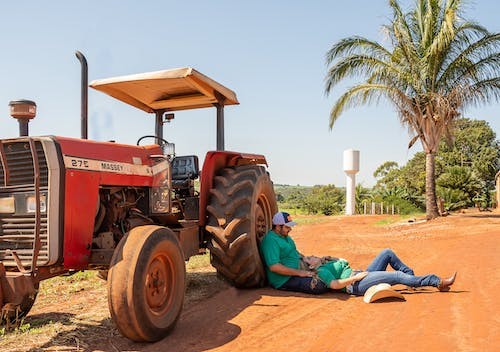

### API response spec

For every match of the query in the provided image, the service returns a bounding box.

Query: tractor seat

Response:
[171,155,199,189]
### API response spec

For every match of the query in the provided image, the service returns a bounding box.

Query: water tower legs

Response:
[343,149,360,216]
[345,173,356,215]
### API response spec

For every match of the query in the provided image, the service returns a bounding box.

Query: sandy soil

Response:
[149,211,500,352]
[7,210,500,351]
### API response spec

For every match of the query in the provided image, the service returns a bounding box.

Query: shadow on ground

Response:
[20,282,349,352]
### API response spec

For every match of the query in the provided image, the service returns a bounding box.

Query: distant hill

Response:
[273,184,312,200]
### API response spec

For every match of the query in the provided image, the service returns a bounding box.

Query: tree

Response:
[373,118,499,211]
[373,161,400,179]
[438,118,499,187]
[304,185,344,215]
[355,183,372,214]
[325,0,500,219]
[436,118,499,208]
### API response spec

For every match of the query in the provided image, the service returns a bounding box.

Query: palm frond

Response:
[325,54,407,94]
[438,32,500,88]
[329,83,416,129]
[459,77,500,107]
[325,37,391,65]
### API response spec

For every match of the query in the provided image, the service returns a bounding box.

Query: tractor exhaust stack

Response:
[75,51,88,139]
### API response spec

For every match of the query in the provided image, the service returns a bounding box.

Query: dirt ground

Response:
[3,210,499,351]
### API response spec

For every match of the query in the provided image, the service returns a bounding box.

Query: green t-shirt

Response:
[316,259,353,290]
[260,230,301,288]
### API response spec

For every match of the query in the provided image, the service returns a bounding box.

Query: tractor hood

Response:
[89,67,239,113]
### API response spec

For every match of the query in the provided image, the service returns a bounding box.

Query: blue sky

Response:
[0,1,498,187]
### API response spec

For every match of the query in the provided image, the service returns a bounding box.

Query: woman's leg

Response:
[366,248,415,275]
[351,271,441,295]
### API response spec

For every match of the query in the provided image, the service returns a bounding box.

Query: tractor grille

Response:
[0,141,48,187]
[0,140,50,268]
[0,215,49,265]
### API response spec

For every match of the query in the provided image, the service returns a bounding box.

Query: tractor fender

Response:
[199,151,267,226]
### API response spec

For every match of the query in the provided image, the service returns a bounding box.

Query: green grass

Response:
[278,208,310,216]
[295,215,333,225]
[277,209,336,225]
[186,252,212,271]
[374,212,425,226]
[0,320,49,336]
[38,270,103,297]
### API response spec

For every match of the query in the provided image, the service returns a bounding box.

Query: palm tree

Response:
[325,0,500,219]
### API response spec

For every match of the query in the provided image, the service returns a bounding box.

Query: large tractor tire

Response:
[205,165,277,288]
[107,225,186,342]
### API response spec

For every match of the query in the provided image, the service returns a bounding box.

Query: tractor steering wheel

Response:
[136,135,169,147]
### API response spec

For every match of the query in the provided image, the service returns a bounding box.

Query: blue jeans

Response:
[351,249,441,295]
[279,276,329,295]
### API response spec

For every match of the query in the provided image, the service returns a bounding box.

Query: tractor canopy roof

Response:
[90,67,239,113]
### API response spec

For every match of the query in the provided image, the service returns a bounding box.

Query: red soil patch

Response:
[150,210,499,352]
[12,210,500,351]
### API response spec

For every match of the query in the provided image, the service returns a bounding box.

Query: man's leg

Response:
[366,248,415,275]
[278,276,329,294]
[352,271,441,295]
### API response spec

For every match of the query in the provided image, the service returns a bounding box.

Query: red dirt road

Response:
[146,211,499,352]
[7,211,498,351]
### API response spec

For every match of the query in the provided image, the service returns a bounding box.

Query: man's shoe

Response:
[438,272,457,291]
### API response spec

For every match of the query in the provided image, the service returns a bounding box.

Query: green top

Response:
[316,259,353,291]
[260,229,301,288]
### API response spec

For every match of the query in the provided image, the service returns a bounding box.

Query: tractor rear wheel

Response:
[205,165,277,288]
[107,225,186,342]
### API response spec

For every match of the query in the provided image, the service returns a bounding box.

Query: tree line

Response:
[276,118,499,215]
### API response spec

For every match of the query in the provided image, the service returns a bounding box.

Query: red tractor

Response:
[0,52,277,341]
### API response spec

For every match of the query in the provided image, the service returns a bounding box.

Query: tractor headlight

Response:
[26,195,47,213]
[0,197,15,213]
[162,142,175,160]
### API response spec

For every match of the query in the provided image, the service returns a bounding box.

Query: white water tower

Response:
[343,149,360,215]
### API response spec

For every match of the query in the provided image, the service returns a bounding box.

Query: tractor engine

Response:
[92,187,152,251]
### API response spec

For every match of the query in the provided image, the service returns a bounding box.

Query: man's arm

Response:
[269,263,314,277]
[328,272,368,290]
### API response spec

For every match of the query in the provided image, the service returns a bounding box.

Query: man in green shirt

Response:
[260,211,331,294]
[260,212,457,295]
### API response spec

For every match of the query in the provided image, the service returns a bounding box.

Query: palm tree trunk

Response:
[425,152,440,219]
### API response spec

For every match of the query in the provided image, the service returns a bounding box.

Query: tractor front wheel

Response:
[107,225,186,342]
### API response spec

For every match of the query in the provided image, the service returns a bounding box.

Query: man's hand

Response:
[303,256,322,269]
[352,271,368,282]
[298,270,314,277]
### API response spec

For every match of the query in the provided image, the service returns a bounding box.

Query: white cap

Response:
[272,212,297,227]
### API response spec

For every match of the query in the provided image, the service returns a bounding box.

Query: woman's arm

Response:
[329,271,368,290]
[269,263,313,277]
